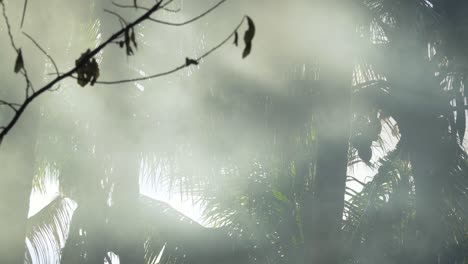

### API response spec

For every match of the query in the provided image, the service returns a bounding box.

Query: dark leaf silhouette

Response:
[242,16,255,59]
[124,28,133,56]
[358,147,372,163]
[351,134,373,163]
[75,49,100,87]
[130,28,137,49]
[234,31,239,46]
[185,57,199,66]
[14,49,24,73]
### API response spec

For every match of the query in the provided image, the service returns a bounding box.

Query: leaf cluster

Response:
[75,49,100,87]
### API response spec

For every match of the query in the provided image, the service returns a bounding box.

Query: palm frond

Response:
[140,195,248,264]
[25,195,76,264]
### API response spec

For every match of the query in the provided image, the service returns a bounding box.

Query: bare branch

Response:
[0,0,250,147]
[1,1,18,51]
[21,64,35,97]
[0,100,20,112]
[112,1,181,13]
[20,0,28,28]
[161,6,181,13]
[147,0,227,26]
[95,16,246,84]
[0,0,167,144]
[22,32,60,78]
[104,9,128,26]
[2,1,35,98]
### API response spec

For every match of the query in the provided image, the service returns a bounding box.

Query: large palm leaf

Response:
[25,195,76,264]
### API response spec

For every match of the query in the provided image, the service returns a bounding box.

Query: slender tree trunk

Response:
[0,108,38,263]
[111,153,146,264]
[303,1,355,263]
[304,72,352,264]
[397,114,448,264]
[60,150,110,264]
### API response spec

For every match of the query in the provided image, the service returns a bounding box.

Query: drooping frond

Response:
[25,195,76,264]
[343,147,468,263]
[140,195,248,264]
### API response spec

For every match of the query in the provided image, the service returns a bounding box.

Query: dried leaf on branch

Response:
[75,49,100,87]
[14,49,24,73]
[242,16,255,58]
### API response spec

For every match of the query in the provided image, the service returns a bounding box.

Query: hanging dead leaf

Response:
[124,28,133,56]
[130,28,137,49]
[233,31,239,46]
[89,59,100,86]
[14,49,24,73]
[242,16,255,59]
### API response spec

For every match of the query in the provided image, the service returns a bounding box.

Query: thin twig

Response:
[1,1,18,51]
[148,0,227,26]
[198,16,245,61]
[95,16,246,84]
[20,0,28,28]
[113,1,151,11]
[23,69,35,97]
[2,1,35,98]
[0,0,242,145]
[0,100,20,112]
[112,0,222,27]
[104,9,128,26]
[162,6,181,13]
[22,32,60,77]
[113,1,181,13]
[0,0,167,145]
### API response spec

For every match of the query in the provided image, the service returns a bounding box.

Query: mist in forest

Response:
[0,0,467,263]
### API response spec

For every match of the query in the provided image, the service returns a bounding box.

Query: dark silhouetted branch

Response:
[111,0,225,26]
[147,0,227,26]
[104,9,128,26]
[0,0,167,144]
[22,32,60,77]
[94,15,246,84]
[2,1,34,98]
[0,0,249,145]
[20,0,28,27]
[0,100,20,112]
[112,1,181,13]
[1,1,17,51]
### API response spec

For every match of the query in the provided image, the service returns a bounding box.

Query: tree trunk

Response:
[397,114,449,264]
[304,74,352,264]
[303,2,355,263]
[111,153,146,264]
